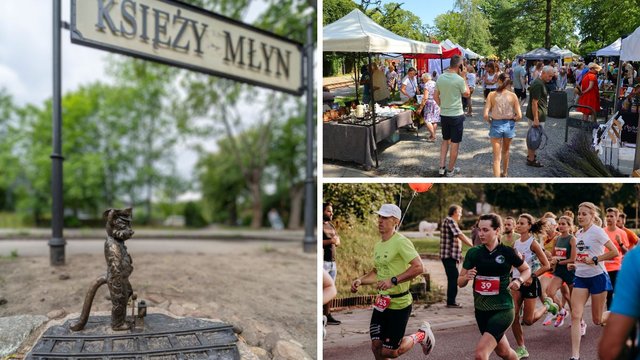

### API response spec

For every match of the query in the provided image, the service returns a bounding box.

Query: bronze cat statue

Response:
[70,208,135,331]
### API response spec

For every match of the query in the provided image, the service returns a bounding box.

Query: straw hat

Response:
[588,62,602,72]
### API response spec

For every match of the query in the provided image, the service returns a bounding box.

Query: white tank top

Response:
[485,73,497,89]
[512,236,539,278]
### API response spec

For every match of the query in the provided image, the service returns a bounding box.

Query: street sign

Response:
[70,0,304,95]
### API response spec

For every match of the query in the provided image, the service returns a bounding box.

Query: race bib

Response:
[474,275,500,296]
[576,252,589,262]
[373,295,391,312]
[554,247,567,259]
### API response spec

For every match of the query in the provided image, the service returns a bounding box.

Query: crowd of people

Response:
[324,200,639,359]
[353,55,637,177]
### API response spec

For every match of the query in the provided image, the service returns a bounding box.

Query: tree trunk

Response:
[288,183,304,229]
[249,179,262,229]
[544,0,551,50]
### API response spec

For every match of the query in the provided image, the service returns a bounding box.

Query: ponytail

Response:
[497,73,512,93]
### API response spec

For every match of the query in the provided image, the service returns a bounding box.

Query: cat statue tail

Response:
[70,274,108,331]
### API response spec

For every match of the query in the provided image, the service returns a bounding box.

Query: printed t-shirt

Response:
[604,227,629,272]
[374,232,420,310]
[575,225,609,278]
[463,244,524,311]
[436,72,466,117]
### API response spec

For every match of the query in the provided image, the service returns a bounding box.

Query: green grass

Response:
[410,236,473,257]
[0,212,25,228]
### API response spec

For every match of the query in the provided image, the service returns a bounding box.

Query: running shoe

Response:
[438,167,446,177]
[515,345,529,359]
[446,167,460,177]
[542,312,555,326]
[543,297,559,315]
[580,319,587,336]
[554,309,567,327]
[418,321,435,356]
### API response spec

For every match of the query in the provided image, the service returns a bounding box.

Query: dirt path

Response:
[0,240,317,358]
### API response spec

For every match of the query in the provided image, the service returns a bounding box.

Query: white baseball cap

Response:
[376,204,402,220]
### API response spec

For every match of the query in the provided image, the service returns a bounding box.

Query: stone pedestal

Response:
[26,313,239,359]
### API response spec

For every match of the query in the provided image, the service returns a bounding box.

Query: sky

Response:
[379,0,456,28]
[0,0,269,188]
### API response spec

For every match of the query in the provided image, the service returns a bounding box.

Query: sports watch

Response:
[391,276,398,285]
[592,256,599,265]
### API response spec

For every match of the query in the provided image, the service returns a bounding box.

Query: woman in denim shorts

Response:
[483,73,522,177]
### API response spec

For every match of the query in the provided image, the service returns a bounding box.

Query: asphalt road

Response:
[324,310,603,360]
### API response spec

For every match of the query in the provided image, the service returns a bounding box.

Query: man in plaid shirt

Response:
[440,205,473,308]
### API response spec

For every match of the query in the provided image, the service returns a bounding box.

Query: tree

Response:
[577,0,640,52]
[268,102,307,229]
[434,11,465,43]
[370,3,428,41]
[322,0,357,25]
[453,0,494,56]
[323,183,397,222]
[106,59,181,224]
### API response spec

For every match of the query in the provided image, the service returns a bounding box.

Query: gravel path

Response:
[324,85,595,178]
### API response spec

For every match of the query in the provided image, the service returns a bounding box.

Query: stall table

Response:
[323,110,412,168]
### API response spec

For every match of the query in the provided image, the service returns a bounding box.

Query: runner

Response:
[511,214,559,359]
[458,213,530,360]
[350,204,435,359]
[545,215,577,328]
[568,202,619,360]
[603,207,629,310]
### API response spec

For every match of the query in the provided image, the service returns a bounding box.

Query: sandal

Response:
[526,159,543,167]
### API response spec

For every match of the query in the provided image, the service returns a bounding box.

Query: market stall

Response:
[323,110,412,169]
[404,46,461,76]
[323,9,441,167]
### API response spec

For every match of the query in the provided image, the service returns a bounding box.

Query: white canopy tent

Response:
[595,38,621,57]
[440,39,456,50]
[621,28,640,61]
[323,9,441,54]
[620,27,640,172]
[465,47,482,59]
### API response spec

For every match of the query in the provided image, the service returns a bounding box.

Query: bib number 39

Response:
[373,295,391,312]
[474,275,500,295]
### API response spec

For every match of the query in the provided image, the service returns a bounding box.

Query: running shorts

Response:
[553,265,575,285]
[475,308,515,343]
[369,304,412,349]
[519,276,542,299]
[574,272,612,294]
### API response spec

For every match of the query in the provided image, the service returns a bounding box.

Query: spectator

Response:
[439,204,473,308]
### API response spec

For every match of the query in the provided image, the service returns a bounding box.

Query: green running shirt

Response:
[463,244,524,311]
[374,232,420,309]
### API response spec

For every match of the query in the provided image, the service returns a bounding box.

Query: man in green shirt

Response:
[435,55,471,177]
[525,66,554,167]
[351,204,435,358]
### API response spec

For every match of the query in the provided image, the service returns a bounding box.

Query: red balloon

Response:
[408,183,433,193]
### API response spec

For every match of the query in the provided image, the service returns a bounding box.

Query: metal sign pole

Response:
[303,13,316,253]
[50,0,66,265]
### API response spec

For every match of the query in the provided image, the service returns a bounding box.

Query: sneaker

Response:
[554,309,567,327]
[326,314,341,325]
[446,303,462,308]
[542,312,555,326]
[515,345,529,359]
[543,297,559,315]
[323,315,327,340]
[446,167,460,177]
[438,167,446,177]
[580,319,587,336]
[418,321,435,356]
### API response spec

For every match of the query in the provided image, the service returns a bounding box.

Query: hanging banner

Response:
[70,0,304,95]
